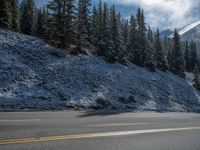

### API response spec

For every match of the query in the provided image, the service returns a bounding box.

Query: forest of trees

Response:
[0,0,200,89]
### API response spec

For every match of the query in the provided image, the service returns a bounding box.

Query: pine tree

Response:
[154,29,168,71]
[184,41,191,71]
[135,8,147,66]
[164,38,174,71]
[107,5,122,62]
[36,8,42,36]
[32,5,38,35]
[0,0,12,29]
[64,0,76,49]
[75,0,91,54]
[122,19,128,51]
[20,0,35,35]
[91,6,98,45]
[36,7,47,38]
[45,7,57,44]
[136,8,154,70]
[173,29,185,78]
[144,41,156,71]
[137,9,147,53]
[96,0,103,43]
[46,0,66,47]
[144,27,156,71]
[147,26,153,43]
[98,2,111,57]
[10,0,20,31]
[116,12,125,63]
[127,15,137,62]
[102,2,109,39]
[193,64,200,90]
[95,0,104,55]
[190,41,198,71]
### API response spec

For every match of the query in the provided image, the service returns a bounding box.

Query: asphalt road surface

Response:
[0,111,200,150]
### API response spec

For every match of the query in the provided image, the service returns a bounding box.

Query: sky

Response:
[34,0,200,30]
[97,0,200,30]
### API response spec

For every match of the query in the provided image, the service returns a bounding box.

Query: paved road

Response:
[0,111,200,150]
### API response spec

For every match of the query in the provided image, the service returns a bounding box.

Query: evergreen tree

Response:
[184,41,191,71]
[135,8,147,66]
[91,6,98,45]
[75,0,91,54]
[64,0,76,49]
[107,5,122,62]
[102,2,109,37]
[36,7,47,38]
[0,0,12,29]
[10,0,20,31]
[46,0,76,49]
[95,0,104,55]
[36,8,43,36]
[102,2,110,45]
[96,0,103,43]
[173,29,185,78]
[164,38,174,71]
[137,9,147,52]
[193,64,200,90]
[154,29,168,71]
[20,0,35,35]
[190,41,198,71]
[127,15,137,62]
[116,12,125,63]
[98,2,111,57]
[122,19,128,51]
[136,8,154,70]
[32,5,38,35]
[144,40,156,71]
[46,0,65,47]
[147,26,153,43]
[45,6,57,44]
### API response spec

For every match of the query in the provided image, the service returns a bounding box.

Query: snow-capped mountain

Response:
[160,29,173,38]
[160,20,200,48]
[180,21,200,48]
[179,21,200,36]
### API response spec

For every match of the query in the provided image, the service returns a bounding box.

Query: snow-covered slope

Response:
[0,29,200,112]
[179,21,200,36]
[179,21,200,48]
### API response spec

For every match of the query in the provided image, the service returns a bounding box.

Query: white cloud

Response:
[103,0,198,30]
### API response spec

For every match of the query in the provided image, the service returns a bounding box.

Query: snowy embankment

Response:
[0,29,200,112]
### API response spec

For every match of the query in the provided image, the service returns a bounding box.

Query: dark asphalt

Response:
[0,111,200,150]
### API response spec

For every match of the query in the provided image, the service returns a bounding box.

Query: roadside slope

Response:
[0,29,200,112]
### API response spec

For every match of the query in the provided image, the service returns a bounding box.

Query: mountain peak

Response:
[179,20,200,36]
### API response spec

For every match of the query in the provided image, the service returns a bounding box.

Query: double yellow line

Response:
[0,126,200,145]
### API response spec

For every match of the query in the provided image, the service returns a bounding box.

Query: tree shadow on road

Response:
[78,110,138,117]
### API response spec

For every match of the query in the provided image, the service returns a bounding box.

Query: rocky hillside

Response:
[0,29,200,112]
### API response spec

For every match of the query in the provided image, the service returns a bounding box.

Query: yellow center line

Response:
[0,126,200,145]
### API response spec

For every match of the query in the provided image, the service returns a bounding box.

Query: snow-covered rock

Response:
[0,29,200,112]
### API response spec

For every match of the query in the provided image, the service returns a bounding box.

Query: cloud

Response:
[31,0,199,30]
[100,0,199,30]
